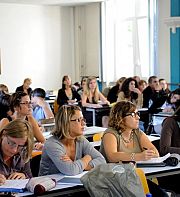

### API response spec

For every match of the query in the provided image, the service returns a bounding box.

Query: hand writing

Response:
[142,149,157,160]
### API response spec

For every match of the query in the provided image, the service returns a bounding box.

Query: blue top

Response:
[39,136,106,176]
[32,102,51,121]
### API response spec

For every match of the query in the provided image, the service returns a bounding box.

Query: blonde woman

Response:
[82,76,110,108]
[39,105,106,176]
[0,119,34,185]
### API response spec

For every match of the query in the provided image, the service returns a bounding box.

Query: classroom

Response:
[0,0,180,196]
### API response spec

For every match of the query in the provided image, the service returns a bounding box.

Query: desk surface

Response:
[142,162,180,179]
[42,126,107,140]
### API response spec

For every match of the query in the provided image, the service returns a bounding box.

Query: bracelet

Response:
[130,153,135,161]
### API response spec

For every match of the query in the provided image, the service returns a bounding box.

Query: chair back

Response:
[135,168,150,195]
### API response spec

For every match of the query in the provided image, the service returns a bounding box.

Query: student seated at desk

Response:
[158,104,180,194]
[99,101,159,163]
[160,103,180,155]
[117,77,143,109]
[0,92,45,150]
[31,88,54,122]
[0,119,34,185]
[81,76,110,108]
[39,105,106,176]
[57,75,81,108]
[99,101,170,197]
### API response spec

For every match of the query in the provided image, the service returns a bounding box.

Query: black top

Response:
[15,85,32,96]
[57,88,81,107]
[142,86,168,113]
[107,85,119,103]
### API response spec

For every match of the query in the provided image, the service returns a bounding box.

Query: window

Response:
[101,0,157,83]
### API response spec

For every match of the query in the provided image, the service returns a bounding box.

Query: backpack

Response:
[81,163,145,197]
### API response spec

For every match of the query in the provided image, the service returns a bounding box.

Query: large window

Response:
[101,0,157,83]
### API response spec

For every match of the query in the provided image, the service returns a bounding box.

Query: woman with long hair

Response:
[117,77,143,109]
[0,119,34,185]
[57,75,81,107]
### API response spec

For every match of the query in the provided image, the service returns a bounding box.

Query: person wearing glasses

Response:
[0,92,45,148]
[39,105,106,176]
[99,101,159,163]
[0,119,34,185]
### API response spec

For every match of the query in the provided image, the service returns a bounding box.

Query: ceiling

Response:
[0,0,104,6]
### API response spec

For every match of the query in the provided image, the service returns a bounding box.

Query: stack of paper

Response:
[0,179,29,193]
[136,153,171,167]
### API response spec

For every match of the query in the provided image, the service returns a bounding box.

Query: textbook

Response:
[0,179,29,193]
[136,153,171,168]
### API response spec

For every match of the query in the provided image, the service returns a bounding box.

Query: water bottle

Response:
[146,193,152,197]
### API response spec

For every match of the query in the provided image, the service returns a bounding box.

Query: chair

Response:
[93,132,104,142]
[135,168,150,195]
[53,99,59,114]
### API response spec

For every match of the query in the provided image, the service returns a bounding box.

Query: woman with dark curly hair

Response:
[117,77,143,109]
[99,101,159,163]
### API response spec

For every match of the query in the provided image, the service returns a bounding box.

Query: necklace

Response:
[120,132,134,143]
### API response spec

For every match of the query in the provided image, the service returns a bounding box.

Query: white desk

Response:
[83,126,106,137]
[142,162,180,179]
[43,126,107,140]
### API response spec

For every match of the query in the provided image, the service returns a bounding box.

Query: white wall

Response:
[0,3,75,93]
[0,1,171,93]
[157,0,170,82]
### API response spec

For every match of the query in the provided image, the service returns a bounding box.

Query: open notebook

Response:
[136,153,170,167]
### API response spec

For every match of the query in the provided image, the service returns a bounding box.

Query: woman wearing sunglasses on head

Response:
[39,105,106,176]
[100,101,159,163]
[0,119,34,185]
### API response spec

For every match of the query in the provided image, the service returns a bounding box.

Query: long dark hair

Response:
[0,91,11,120]
[121,77,138,100]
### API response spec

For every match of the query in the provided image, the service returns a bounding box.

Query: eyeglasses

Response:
[20,101,32,105]
[124,112,140,118]
[70,118,86,123]
[6,136,26,151]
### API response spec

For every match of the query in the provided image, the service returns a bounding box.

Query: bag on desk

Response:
[81,163,145,197]
[26,177,56,195]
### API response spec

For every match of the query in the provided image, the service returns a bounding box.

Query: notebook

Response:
[136,153,170,168]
